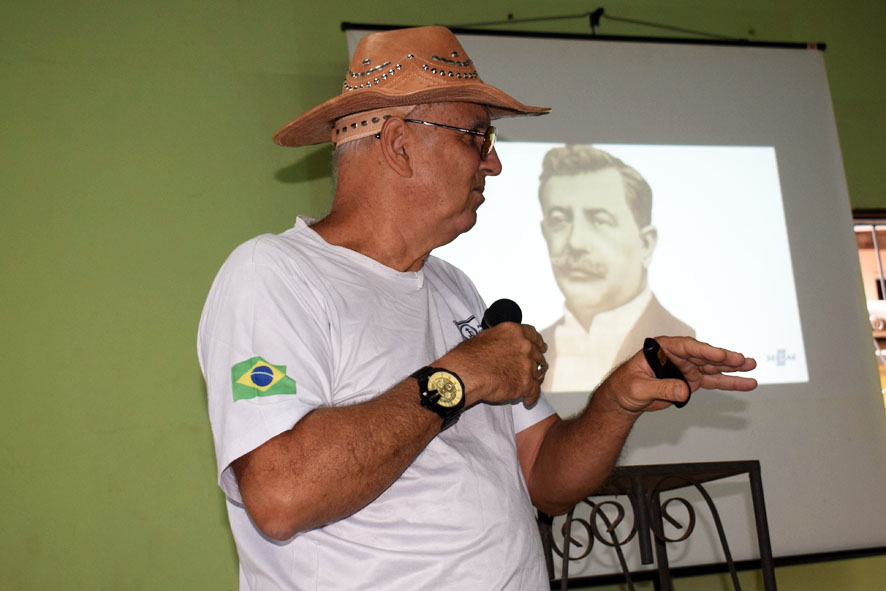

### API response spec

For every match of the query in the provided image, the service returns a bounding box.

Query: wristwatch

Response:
[411,366,465,431]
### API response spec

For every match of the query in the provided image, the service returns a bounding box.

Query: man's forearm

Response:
[526,384,641,515]
[234,378,442,540]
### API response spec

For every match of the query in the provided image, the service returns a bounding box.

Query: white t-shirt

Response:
[198,217,556,590]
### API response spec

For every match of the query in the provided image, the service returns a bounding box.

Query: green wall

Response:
[2,0,883,588]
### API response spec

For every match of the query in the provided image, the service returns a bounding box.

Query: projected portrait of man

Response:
[539,145,695,393]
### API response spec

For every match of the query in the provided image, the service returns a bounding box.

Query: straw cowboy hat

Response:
[273,26,549,147]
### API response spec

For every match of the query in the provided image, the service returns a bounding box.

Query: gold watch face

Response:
[428,371,464,408]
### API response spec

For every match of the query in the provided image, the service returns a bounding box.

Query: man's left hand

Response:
[605,336,758,414]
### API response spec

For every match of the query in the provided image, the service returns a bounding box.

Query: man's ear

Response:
[639,225,658,268]
[378,118,413,178]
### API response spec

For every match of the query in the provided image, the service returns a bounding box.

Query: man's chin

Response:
[555,279,610,308]
[440,214,479,247]
[460,211,479,233]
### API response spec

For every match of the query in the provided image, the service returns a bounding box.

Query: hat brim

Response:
[273,82,549,147]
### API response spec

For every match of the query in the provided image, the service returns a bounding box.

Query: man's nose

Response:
[566,218,596,253]
[480,147,502,176]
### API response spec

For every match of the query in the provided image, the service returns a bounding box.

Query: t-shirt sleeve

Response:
[198,238,334,502]
[511,393,557,434]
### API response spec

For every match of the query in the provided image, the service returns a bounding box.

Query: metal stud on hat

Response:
[272,26,549,147]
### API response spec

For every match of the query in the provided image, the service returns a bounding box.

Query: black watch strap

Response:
[411,366,465,431]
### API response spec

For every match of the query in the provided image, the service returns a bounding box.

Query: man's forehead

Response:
[541,168,627,207]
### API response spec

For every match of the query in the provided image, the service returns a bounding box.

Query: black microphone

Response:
[481,298,522,329]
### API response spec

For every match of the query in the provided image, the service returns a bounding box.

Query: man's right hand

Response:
[435,321,548,409]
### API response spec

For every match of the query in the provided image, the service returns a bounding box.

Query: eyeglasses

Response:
[403,119,497,160]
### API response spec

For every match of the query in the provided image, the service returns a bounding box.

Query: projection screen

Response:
[345,26,886,574]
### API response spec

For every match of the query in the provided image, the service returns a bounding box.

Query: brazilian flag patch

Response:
[231,356,297,401]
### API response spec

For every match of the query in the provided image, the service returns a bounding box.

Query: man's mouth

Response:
[555,262,606,281]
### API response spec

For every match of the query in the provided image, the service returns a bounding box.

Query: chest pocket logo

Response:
[453,315,480,340]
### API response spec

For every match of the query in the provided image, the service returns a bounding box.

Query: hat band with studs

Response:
[332,106,414,146]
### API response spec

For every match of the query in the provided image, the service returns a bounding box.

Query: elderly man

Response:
[539,145,695,393]
[198,26,756,590]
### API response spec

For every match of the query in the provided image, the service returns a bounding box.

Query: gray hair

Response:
[332,135,376,186]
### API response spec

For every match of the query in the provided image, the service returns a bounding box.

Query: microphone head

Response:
[481,298,522,329]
